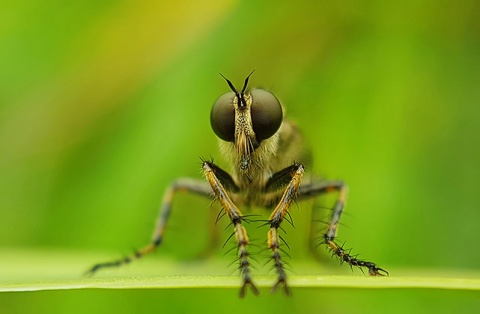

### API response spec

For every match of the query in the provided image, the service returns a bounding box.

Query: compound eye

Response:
[210,92,236,142]
[250,89,283,140]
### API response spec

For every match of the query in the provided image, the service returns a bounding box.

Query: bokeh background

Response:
[1,0,479,313]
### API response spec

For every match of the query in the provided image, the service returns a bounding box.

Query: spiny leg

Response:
[298,181,388,276]
[86,178,212,275]
[267,163,305,295]
[202,161,258,297]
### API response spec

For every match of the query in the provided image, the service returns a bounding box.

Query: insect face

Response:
[210,72,283,170]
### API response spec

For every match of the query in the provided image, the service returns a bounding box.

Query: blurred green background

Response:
[1,0,479,313]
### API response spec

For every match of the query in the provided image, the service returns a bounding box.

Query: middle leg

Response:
[298,180,388,276]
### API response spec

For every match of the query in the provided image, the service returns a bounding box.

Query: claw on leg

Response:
[271,277,290,296]
[240,278,259,298]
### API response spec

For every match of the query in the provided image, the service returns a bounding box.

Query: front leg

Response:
[266,163,305,295]
[202,161,259,297]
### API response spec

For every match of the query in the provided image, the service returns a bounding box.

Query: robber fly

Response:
[87,70,387,297]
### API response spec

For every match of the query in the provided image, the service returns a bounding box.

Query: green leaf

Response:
[1,248,479,292]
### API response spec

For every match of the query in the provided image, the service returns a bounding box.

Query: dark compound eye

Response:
[210,92,236,142]
[250,89,283,140]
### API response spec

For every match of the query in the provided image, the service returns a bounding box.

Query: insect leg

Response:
[298,181,388,276]
[86,178,212,275]
[267,163,305,295]
[202,161,258,297]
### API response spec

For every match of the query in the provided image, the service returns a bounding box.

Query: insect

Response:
[87,70,387,296]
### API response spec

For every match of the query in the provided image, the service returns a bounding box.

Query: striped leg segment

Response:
[267,163,305,295]
[86,178,212,275]
[202,161,258,297]
[298,181,388,276]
